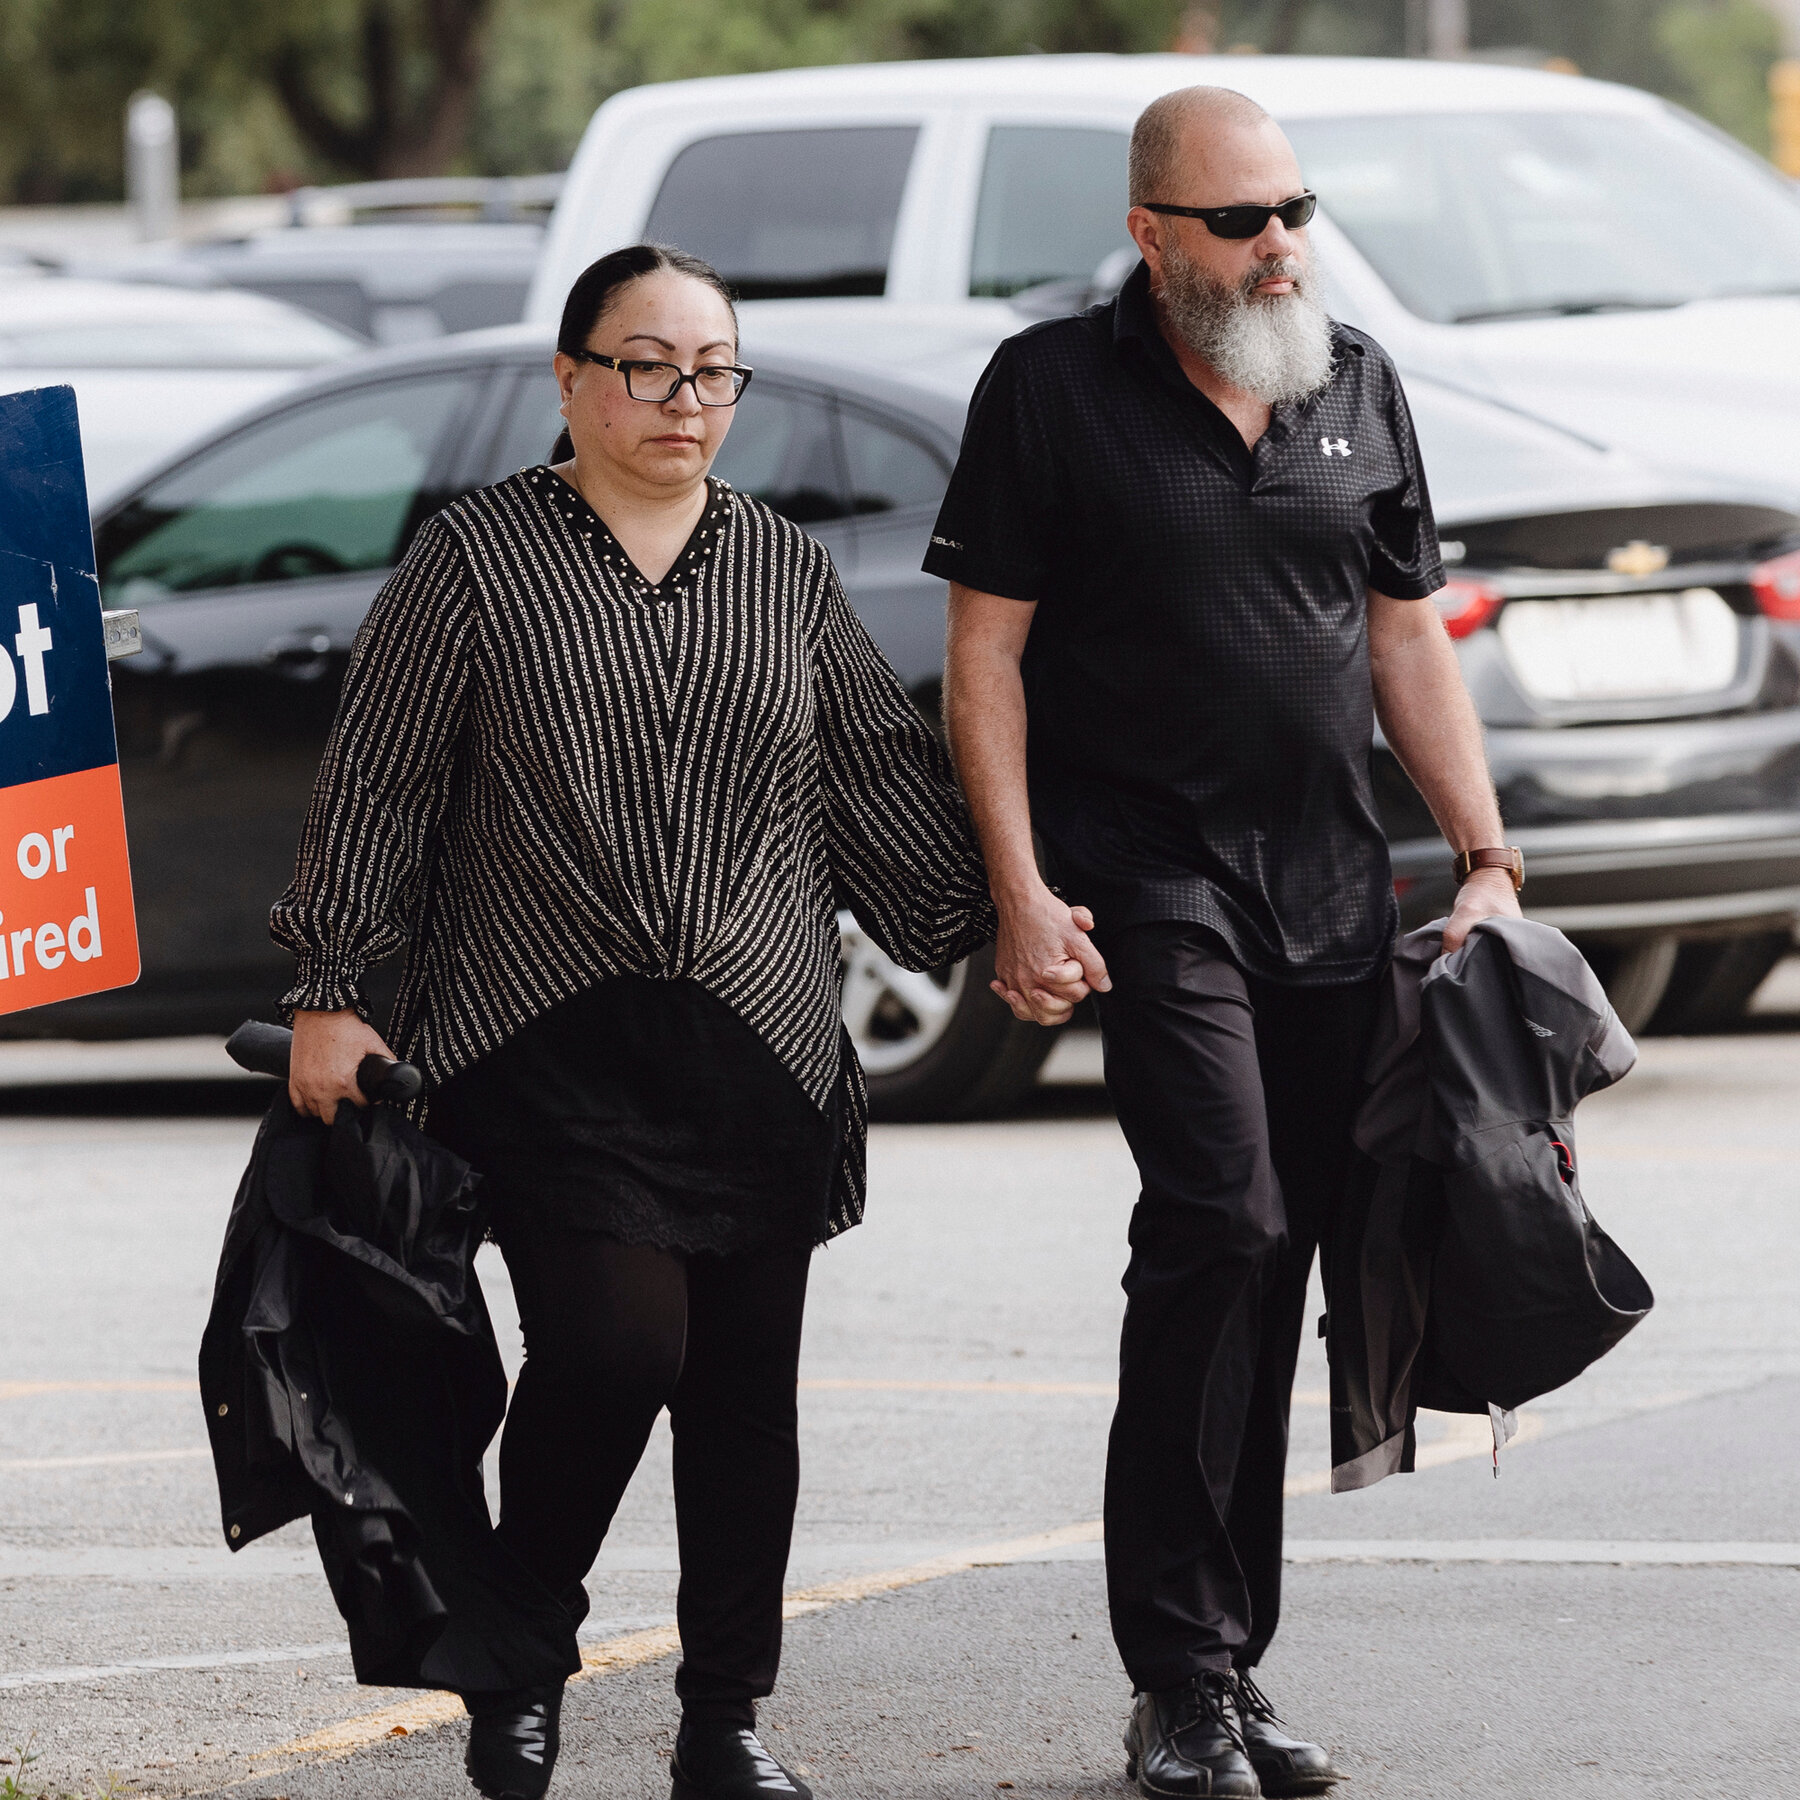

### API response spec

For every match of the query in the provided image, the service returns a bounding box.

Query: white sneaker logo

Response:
[1320,436,1352,458]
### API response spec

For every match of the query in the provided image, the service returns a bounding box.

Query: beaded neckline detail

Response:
[528,467,734,605]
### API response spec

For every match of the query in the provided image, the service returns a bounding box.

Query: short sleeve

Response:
[921,336,1061,603]
[1366,365,1446,601]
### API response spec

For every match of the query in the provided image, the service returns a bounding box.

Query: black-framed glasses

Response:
[1140,192,1317,239]
[570,350,753,406]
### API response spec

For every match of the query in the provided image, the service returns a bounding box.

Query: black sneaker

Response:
[670,1717,812,1799]
[1122,1672,1262,1797]
[1229,1670,1342,1797]
[464,1683,563,1800]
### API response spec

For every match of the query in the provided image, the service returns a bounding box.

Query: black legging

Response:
[489,1210,812,1725]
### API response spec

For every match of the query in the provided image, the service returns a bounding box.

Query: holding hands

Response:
[991,881,1111,1025]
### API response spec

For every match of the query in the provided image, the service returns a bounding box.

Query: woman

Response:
[275,243,994,1800]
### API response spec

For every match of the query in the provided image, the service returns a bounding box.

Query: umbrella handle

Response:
[225,1020,424,1104]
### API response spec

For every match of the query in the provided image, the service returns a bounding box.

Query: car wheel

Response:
[1644,931,1791,1035]
[838,911,1061,1121]
[1582,935,1680,1033]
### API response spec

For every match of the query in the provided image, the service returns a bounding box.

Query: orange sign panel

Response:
[0,762,139,1010]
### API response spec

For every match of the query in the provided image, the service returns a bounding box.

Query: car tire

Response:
[1644,931,1791,1035]
[1581,935,1680,1034]
[839,912,1061,1121]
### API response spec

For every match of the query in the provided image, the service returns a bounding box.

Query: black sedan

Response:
[11,325,1799,1118]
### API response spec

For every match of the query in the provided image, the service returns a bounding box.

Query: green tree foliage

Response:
[1656,0,1784,152]
[0,0,1788,203]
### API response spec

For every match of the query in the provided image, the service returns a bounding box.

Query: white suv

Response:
[528,52,1800,505]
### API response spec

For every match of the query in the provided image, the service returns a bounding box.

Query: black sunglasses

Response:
[570,350,753,406]
[1140,192,1318,239]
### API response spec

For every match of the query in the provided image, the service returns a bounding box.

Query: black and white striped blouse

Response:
[271,468,994,1238]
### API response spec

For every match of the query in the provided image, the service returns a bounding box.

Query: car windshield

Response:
[1283,108,1800,325]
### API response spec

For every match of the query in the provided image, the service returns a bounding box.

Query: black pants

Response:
[490,1210,812,1724]
[1092,922,1380,1690]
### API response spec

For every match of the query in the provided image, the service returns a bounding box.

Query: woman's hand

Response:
[290,1007,396,1124]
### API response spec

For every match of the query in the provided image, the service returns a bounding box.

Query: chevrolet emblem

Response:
[1605,539,1670,577]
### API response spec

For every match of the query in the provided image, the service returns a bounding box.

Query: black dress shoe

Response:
[1230,1671,1342,1797]
[464,1683,563,1800]
[670,1718,812,1799]
[1122,1673,1261,1798]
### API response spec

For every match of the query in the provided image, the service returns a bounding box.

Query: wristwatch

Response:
[1453,846,1524,892]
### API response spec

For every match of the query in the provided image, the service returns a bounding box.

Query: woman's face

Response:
[554,270,739,493]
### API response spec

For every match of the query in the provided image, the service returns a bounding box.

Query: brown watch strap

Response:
[1453,846,1524,891]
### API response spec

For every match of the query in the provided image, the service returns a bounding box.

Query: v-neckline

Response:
[532,468,732,605]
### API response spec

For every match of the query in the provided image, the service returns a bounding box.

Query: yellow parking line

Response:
[800,1377,1116,1396]
[1280,1410,1545,1496]
[0,1446,211,1471]
[184,1410,1529,1781]
[0,1380,197,1400]
[1580,1143,1790,1163]
[240,1520,1106,1776]
[2,1377,1338,1404]
[799,1380,1334,1405]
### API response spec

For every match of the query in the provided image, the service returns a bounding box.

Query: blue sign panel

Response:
[0,385,117,787]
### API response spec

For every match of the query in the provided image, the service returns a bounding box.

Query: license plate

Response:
[1496,588,1740,702]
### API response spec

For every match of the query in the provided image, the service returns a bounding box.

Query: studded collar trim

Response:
[527,465,734,605]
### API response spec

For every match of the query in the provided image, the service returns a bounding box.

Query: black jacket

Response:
[1327,916,1652,1492]
[199,1093,578,1691]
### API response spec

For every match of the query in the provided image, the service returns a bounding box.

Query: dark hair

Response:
[556,242,738,359]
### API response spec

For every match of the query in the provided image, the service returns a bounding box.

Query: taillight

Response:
[1434,578,1502,639]
[1751,548,1800,620]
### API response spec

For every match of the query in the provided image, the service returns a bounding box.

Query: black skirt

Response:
[428,977,841,1255]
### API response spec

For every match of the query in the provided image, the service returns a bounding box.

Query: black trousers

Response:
[1092,922,1380,1690]
[489,1209,812,1724]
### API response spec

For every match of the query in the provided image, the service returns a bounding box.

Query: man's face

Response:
[1127,116,1312,305]
[1127,114,1331,405]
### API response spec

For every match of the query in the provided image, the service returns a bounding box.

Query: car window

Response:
[644,127,919,300]
[1285,109,1800,325]
[488,371,565,479]
[709,383,847,525]
[97,374,473,604]
[970,126,1133,298]
[839,408,948,515]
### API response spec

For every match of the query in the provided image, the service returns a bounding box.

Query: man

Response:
[930,87,1523,1799]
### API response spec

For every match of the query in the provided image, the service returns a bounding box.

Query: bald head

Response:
[1129,86,1279,206]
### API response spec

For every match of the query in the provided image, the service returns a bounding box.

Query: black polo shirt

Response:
[923,261,1444,985]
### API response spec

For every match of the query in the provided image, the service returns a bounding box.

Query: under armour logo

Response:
[1319,436,1352,458]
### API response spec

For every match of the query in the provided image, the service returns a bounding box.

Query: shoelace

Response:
[1167,1673,1250,1756]
[1230,1669,1284,1727]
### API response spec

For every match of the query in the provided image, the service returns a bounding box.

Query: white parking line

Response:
[1282,1539,1800,1566]
[0,1616,678,1692]
[0,1642,350,1690]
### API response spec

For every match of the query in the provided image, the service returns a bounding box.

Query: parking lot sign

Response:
[0,385,139,1015]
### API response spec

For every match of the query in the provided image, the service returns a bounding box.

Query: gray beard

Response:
[1158,244,1334,406]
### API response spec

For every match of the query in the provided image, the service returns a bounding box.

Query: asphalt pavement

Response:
[2,980,1797,1799]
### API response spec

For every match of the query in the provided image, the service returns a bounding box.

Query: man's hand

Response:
[1441,866,1522,954]
[992,882,1111,1025]
[290,1007,396,1124]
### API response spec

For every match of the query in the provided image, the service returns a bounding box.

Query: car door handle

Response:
[262,629,336,680]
